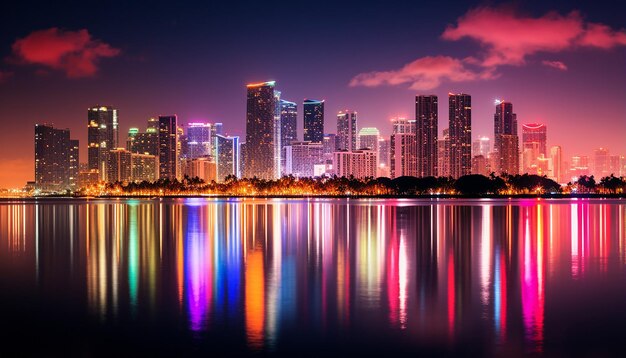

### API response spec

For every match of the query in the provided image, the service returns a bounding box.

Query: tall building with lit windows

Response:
[215,134,240,181]
[158,115,178,180]
[87,105,118,181]
[280,100,297,175]
[522,123,547,174]
[448,93,472,178]
[34,124,74,191]
[186,122,214,159]
[303,99,324,143]
[336,110,357,151]
[245,81,278,179]
[390,117,417,178]
[493,100,519,175]
[416,95,438,177]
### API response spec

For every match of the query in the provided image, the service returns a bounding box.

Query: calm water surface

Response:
[0,198,625,356]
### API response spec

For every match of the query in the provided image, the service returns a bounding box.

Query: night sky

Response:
[1,0,625,188]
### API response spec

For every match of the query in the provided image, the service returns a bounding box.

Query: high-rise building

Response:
[107,148,132,183]
[336,110,357,151]
[280,100,297,175]
[448,94,472,178]
[289,141,324,178]
[34,124,72,191]
[493,100,519,175]
[187,122,213,159]
[550,146,562,183]
[245,81,278,179]
[333,150,377,179]
[416,95,438,177]
[438,128,451,177]
[131,153,158,182]
[594,148,610,177]
[127,128,139,151]
[303,99,324,143]
[378,137,390,177]
[87,105,118,181]
[158,115,178,180]
[69,139,79,189]
[390,117,417,178]
[472,155,489,176]
[215,134,240,181]
[181,157,217,183]
[323,133,337,163]
[357,127,380,150]
[472,136,490,157]
[522,123,547,174]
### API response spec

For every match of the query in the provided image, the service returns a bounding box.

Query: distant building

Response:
[245,81,278,179]
[522,123,547,174]
[215,134,240,181]
[87,105,118,181]
[186,122,214,159]
[357,127,379,150]
[378,137,390,177]
[472,155,489,176]
[131,153,158,182]
[34,124,73,191]
[416,95,438,177]
[303,99,324,143]
[323,133,337,164]
[448,94,472,178]
[289,141,324,178]
[594,148,610,177]
[333,150,377,179]
[390,117,417,178]
[437,128,450,177]
[129,119,159,156]
[493,101,519,175]
[280,100,297,175]
[181,157,217,183]
[472,136,490,157]
[336,110,357,151]
[550,146,563,183]
[107,148,132,183]
[69,139,79,189]
[158,115,178,180]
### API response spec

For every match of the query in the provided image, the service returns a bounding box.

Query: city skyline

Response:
[1,1,626,187]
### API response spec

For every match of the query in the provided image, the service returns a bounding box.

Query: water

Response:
[0,198,625,356]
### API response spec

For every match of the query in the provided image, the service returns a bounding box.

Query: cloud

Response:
[351,7,626,90]
[542,60,568,71]
[11,28,120,78]
[442,7,626,67]
[350,55,498,91]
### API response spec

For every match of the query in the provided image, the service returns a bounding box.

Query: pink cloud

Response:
[442,7,626,67]
[11,28,120,78]
[349,55,497,90]
[542,60,568,71]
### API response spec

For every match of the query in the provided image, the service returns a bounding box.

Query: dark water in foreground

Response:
[0,198,625,357]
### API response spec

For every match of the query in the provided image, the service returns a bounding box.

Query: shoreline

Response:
[1,193,624,201]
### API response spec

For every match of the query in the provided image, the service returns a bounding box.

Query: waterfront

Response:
[0,198,625,356]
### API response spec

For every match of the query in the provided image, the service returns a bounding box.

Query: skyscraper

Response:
[472,136,490,157]
[158,115,178,180]
[333,150,377,179]
[303,99,324,143]
[87,105,118,181]
[280,100,297,175]
[594,148,610,177]
[289,141,324,178]
[215,134,240,181]
[522,123,547,174]
[416,95,438,177]
[107,148,132,183]
[448,94,472,178]
[493,100,519,175]
[245,81,278,179]
[336,110,357,151]
[323,133,337,163]
[438,128,450,177]
[550,146,563,183]
[390,117,417,178]
[186,122,213,159]
[34,124,72,191]
[69,139,79,189]
[357,127,380,151]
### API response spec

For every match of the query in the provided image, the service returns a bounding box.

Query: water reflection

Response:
[0,198,625,355]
